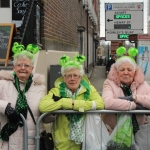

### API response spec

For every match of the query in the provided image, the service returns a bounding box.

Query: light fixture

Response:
[93,32,97,40]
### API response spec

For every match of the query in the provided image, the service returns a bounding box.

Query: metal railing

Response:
[20,110,150,150]
[35,110,150,150]
[20,114,28,150]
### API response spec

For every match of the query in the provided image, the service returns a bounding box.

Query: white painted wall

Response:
[0,8,12,23]
[33,50,78,93]
[0,1,12,23]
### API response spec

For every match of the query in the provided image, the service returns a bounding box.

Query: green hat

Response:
[59,54,86,69]
[12,42,39,59]
[116,46,138,64]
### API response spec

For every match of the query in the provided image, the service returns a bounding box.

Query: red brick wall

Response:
[41,0,83,50]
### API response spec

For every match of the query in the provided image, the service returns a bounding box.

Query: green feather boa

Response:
[59,79,90,123]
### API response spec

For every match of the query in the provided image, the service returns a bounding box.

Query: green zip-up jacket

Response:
[39,76,104,150]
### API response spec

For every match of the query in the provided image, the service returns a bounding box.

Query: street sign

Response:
[105,3,143,11]
[106,11,143,29]
[111,41,124,54]
[106,29,143,41]
[105,3,143,41]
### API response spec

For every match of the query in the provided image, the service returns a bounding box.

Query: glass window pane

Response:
[1,0,10,7]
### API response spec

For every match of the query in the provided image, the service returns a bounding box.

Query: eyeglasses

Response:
[64,74,81,79]
[15,64,32,69]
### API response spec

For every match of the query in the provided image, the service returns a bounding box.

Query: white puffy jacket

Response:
[0,70,45,150]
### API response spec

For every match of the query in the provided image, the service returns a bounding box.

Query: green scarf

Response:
[0,73,33,141]
[59,79,90,123]
[121,83,139,134]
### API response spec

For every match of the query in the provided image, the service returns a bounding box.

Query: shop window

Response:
[0,0,10,8]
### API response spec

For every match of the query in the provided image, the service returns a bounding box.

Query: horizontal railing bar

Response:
[35,110,150,150]
[41,110,150,114]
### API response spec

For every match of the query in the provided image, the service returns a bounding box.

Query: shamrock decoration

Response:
[59,55,70,67]
[73,55,86,64]
[59,54,86,68]
[12,42,39,54]
[26,44,39,54]
[12,42,25,54]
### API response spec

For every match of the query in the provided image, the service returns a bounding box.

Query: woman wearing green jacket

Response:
[39,54,104,150]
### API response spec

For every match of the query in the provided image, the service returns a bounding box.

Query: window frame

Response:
[0,0,10,8]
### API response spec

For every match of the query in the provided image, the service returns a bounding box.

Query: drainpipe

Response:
[86,9,89,73]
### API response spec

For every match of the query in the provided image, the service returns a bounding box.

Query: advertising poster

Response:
[137,41,150,81]
[97,46,104,58]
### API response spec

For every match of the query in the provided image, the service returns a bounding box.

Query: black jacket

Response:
[106,59,115,72]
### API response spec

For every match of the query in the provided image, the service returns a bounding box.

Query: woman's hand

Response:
[118,96,134,101]
[136,104,149,110]
[5,104,20,123]
[52,94,62,101]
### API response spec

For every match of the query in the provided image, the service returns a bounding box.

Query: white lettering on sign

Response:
[111,46,120,49]
[113,3,136,9]
[114,21,131,24]
[107,30,134,34]
[125,31,134,34]
[111,41,124,54]
[112,43,121,46]
[115,12,126,14]
[107,31,124,34]
[13,0,29,16]
[114,21,126,24]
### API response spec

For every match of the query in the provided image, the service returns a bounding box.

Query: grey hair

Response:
[13,52,34,66]
[115,57,136,72]
[61,65,85,76]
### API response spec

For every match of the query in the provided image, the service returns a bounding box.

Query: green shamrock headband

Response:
[59,54,86,69]
[116,46,138,63]
[12,42,39,59]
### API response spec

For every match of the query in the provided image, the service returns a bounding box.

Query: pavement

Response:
[89,66,106,95]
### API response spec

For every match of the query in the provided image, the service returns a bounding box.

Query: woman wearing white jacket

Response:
[0,44,45,150]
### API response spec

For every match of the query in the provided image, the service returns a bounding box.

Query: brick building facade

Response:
[0,0,100,73]
[41,0,100,73]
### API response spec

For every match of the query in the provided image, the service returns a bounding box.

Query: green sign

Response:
[118,34,129,39]
[114,14,131,19]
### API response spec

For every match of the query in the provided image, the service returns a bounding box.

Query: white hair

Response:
[115,57,136,72]
[61,65,85,76]
[13,52,34,66]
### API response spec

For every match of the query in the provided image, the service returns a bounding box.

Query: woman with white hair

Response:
[102,47,150,150]
[39,54,104,150]
[0,43,45,150]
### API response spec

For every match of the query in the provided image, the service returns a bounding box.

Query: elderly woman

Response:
[0,43,45,150]
[102,47,150,150]
[39,54,104,150]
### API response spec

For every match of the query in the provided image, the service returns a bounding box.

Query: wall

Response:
[0,0,12,23]
[40,0,95,54]
[33,50,77,92]
[0,0,100,77]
